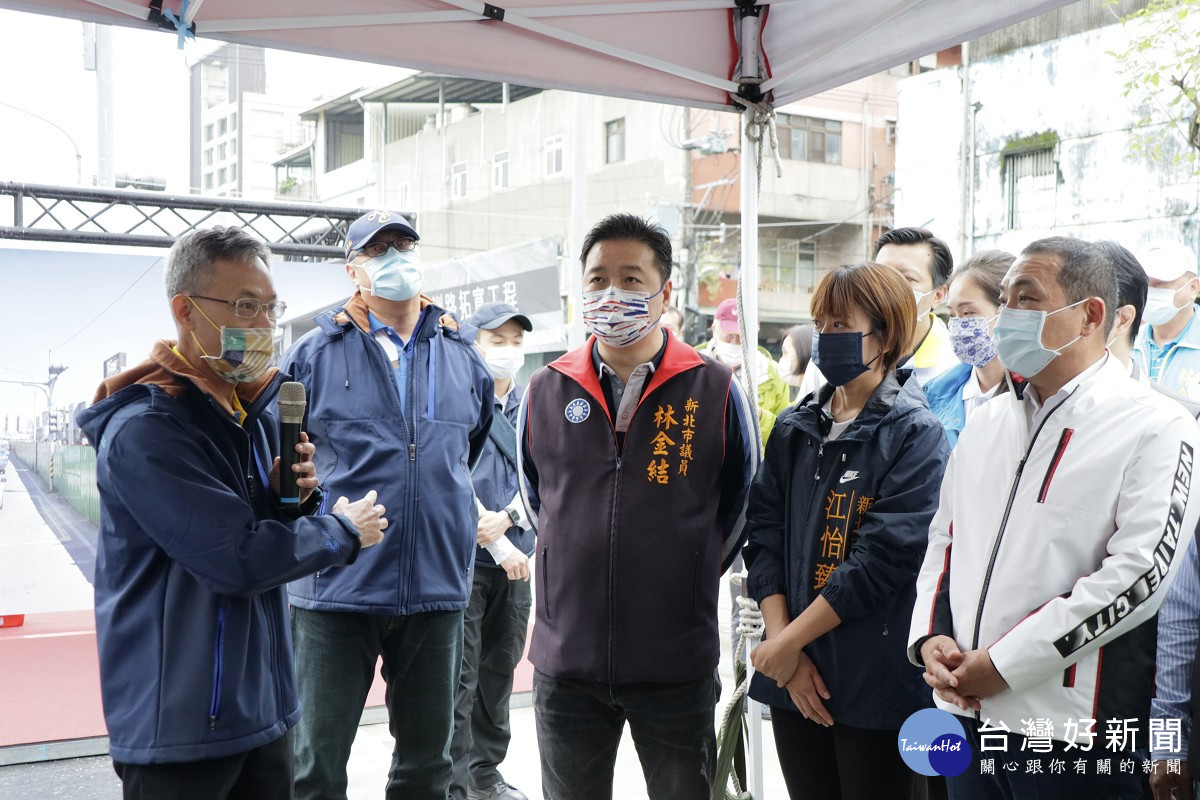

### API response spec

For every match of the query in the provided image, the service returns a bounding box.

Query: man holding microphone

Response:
[78,226,386,799]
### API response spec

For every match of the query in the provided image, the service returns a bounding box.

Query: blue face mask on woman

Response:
[811,329,879,387]
[359,247,423,301]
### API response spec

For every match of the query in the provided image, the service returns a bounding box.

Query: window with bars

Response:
[777,115,842,164]
[1004,148,1056,230]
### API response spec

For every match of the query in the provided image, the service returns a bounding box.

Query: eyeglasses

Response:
[189,295,288,320]
[356,238,418,258]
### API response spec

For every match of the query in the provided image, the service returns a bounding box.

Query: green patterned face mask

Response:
[189,298,276,383]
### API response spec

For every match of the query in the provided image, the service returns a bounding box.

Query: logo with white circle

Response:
[898,709,972,777]
[564,398,591,424]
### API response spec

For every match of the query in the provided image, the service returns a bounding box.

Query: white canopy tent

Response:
[1,0,1074,360]
[1,0,1074,793]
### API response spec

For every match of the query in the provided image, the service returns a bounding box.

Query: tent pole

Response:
[739,104,765,800]
[567,93,589,348]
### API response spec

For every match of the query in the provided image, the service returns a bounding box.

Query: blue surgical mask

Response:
[991,299,1087,378]
[948,316,997,368]
[359,248,423,301]
[811,329,878,387]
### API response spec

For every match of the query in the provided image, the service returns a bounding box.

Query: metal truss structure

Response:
[0,182,381,260]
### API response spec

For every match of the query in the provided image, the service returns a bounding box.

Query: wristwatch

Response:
[504,506,521,526]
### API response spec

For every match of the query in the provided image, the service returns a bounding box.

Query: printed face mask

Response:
[811,329,878,387]
[359,247,423,301]
[991,298,1087,378]
[483,345,525,380]
[948,316,997,368]
[189,298,275,383]
[582,284,664,348]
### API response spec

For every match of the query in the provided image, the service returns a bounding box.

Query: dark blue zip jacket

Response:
[76,342,363,765]
[472,384,535,565]
[743,370,950,729]
[281,294,494,614]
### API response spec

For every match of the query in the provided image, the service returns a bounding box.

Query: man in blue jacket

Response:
[518,213,758,800]
[283,210,494,800]
[76,226,386,800]
[450,302,535,800]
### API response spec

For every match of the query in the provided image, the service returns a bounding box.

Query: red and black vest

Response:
[524,334,735,684]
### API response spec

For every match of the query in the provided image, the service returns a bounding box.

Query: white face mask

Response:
[913,287,935,320]
[1143,285,1190,326]
[714,339,743,367]
[482,345,525,380]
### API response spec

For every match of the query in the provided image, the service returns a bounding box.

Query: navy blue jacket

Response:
[472,384,535,565]
[743,371,950,729]
[281,295,494,614]
[76,346,362,764]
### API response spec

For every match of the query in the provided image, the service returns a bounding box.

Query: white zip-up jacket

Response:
[909,356,1200,740]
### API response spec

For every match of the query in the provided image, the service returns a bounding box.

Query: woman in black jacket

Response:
[743,262,951,800]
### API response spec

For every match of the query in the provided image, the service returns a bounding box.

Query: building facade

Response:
[893,0,1198,261]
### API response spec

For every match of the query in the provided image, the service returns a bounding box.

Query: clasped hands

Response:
[919,635,1008,711]
[751,635,834,727]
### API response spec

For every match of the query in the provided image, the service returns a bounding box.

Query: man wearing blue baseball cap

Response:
[282,210,495,800]
[450,302,535,800]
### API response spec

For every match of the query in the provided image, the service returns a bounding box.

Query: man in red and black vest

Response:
[517,213,759,800]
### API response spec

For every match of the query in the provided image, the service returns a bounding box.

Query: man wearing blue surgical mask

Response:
[282,211,495,800]
[1130,239,1200,397]
[909,237,1200,799]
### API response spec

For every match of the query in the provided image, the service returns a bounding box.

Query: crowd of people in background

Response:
[79,210,1200,800]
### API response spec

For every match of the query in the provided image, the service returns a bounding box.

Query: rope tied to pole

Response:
[714,573,765,800]
[730,94,784,188]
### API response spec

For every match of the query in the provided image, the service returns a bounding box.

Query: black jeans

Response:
[770,705,913,800]
[533,670,719,800]
[947,717,1150,800]
[113,730,293,800]
[450,565,533,798]
[290,607,464,800]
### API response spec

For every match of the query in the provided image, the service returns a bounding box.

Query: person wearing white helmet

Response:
[1130,239,1200,397]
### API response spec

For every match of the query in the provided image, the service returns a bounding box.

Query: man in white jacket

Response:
[909,237,1200,798]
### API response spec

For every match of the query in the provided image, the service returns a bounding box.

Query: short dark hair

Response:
[579,213,672,286]
[1021,237,1117,336]
[811,262,917,373]
[948,249,1014,310]
[872,227,954,288]
[1096,240,1147,345]
[783,323,813,376]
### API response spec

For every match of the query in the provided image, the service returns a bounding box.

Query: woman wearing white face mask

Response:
[702,298,791,445]
[924,251,1015,448]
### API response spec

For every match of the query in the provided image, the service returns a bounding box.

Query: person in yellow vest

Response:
[700,298,791,443]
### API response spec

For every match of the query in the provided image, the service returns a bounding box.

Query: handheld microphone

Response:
[278,382,307,507]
